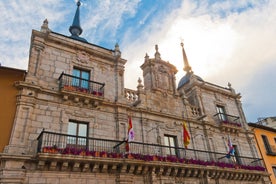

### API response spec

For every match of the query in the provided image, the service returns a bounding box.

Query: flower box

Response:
[108,153,122,158]
[127,153,134,159]
[100,151,107,157]
[221,120,242,127]
[92,151,100,157]
[153,155,159,161]
[42,146,59,154]
[63,85,76,91]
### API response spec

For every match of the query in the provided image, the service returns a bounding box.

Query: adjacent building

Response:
[248,122,276,184]
[256,117,276,128]
[0,2,271,184]
[0,66,26,152]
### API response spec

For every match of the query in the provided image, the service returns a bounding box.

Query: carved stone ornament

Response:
[76,51,90,64]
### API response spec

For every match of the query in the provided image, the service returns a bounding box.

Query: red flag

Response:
[127,116,134,142]
[183,121,190,148]
[126,116,134,152]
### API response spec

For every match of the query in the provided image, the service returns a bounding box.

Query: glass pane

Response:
[81,71,89,89]
[78,124,87,136]
[81,71,89,80]
[78,123,87,145]
[73,69,80,77]
[169,137,176,155]
[68,122,77,135]
[169,137,175,147]
[68,122,77,144]
[217,106,226,121]
[164,136,170,155]
[81,80,88,89]
[72,69,80,86]
[164,137,169,146]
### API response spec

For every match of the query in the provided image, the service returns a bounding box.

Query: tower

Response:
[140,45,178,94]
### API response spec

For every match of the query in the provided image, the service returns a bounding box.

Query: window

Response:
[67,120,88,147]
[233,145,242,165]
[272,166,276,177]
[216,105,227,121]
[72,68,90,89]
[261,135,272,154]
[164,135,178,156]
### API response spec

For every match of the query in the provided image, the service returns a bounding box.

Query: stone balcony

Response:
[213,113,242,133]
[58,72,105,106]
[34,130,267,182]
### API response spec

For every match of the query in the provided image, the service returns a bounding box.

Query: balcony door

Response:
[216,105,227,121]
[72,68,90,89]
[233,145,242,165]
[67,120,88,148]
[164,135,178,156]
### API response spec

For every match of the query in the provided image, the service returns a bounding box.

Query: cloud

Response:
[0,0,70,69]
[82,0,140,45]
[121,0,276,122]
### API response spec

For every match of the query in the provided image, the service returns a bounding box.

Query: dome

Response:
[177,72,204,89]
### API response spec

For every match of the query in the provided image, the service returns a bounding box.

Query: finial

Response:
[41,19,50,33]
[228,82,232,88]
[144,53,149,61]
[114,43,121,58]
[43,19,48,25]
[181,41,192,73]
[228,82,236,93]
[154,44,161,60]
[77,0,81,7]
[137,78,144,91]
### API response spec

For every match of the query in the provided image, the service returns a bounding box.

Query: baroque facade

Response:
[0,2,271,184]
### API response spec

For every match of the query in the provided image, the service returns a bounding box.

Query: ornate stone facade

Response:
[0,18,271,184]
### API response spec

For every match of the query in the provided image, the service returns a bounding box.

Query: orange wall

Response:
[253,128,276,184]
[0,67,25,152]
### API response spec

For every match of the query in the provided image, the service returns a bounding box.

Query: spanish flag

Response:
[183,121,190,148]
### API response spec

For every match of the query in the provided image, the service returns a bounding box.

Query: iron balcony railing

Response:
[214,113,242,127]
[36,130,265,171]
[58,72,105,97]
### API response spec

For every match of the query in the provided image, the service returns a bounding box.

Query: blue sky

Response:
[1,0,275,122]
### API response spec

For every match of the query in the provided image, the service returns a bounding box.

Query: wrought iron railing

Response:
[214,113,242,127]
[58,72,105,97]
[36,130,265,171]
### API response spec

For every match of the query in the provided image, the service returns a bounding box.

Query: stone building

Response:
[0,2,271,184]
[256,117,276,128]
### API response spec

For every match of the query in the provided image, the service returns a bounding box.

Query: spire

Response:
[69,1,87,42]
[181,42,192,73]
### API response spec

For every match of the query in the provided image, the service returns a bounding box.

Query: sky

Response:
[0,0,275,122]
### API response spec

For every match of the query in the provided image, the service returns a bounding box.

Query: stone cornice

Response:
[184,81,240,99]
[31,153,268,181]
[31,30,127,65]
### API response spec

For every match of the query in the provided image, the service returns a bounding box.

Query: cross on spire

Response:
[181,41,192,73]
